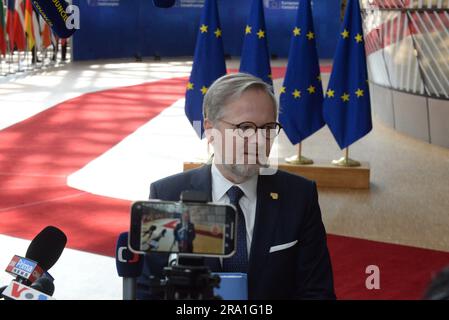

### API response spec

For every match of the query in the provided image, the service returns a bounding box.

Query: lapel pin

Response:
[270,192,279,200]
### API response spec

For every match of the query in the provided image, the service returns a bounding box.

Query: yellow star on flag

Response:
[341,92,350,102]
[245,25,252,34]
[200,24,208,33]
[293,27,301,36]
[187,82,194,90]
[307,85,316,94]
[201,86,208,95]
[214,28,222,38]
[341,29,349,39]
[292,89,301,99]
[306,31,314,40]
[355,88,364,97]
[317,74,322,81]
[280,86,286,94]
[257,29,265,39]
[355,33,363,43]
[327,89,335,98]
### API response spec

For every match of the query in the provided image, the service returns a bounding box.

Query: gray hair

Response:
[203,73,278,123]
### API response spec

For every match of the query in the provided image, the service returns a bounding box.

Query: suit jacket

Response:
[137,164,336,300]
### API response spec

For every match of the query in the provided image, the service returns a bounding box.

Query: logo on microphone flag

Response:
[279,0,325,145]
[322,0,372,149]
[3,281,55,300]
[185,0,227,138]
[239,0,272,86]
[5,255,44,282]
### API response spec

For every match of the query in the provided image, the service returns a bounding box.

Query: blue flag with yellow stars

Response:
[322,0,372,149]
[279,0,325,145]
[185,0,227,138]
[239,0,272,85]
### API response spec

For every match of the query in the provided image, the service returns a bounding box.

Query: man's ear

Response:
[204,118,213,130]
[204,118,214,143]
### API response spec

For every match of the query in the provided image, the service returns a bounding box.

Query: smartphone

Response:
[129,200,237,257]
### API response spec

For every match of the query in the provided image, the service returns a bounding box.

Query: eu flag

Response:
[185,0,226,138]
[239,0,272,85]
[322,0,372,149]
[279,0,324,145]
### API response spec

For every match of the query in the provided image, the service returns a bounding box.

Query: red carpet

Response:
[328,234,449,299]
[0,77,188,256]
[1,65,447,299]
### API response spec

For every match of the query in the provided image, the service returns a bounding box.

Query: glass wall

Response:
[361,0,449,99]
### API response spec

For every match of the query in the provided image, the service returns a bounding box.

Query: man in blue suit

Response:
[137,73,336,300]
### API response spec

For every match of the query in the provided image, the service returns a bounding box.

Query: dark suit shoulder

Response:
[149,165,210,201]
[273,169,316,191]
[151,165,203,188]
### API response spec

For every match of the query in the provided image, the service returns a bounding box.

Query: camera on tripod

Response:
[129,191,238,300]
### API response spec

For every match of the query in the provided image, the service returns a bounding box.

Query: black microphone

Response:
[25,226,67,272]
[4,226,67,286]
[153,0,176,8]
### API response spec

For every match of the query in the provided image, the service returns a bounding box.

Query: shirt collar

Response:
[211,162,258,202]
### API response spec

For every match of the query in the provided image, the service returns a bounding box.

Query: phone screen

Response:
[129,200,236,257]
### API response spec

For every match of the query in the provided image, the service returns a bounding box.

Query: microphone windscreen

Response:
[31,0,77,38]
[153,0,176,8]
[31,277,55,296]
[116,232,143,278]
[25,226,67,271]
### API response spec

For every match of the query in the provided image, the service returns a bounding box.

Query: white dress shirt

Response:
[211,163,258,256]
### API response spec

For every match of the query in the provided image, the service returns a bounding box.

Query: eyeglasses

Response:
[218,119,283,139]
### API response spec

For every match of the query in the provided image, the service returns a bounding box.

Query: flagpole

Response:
[331,146,360,167]
[17,49,20,72]
[285,142,314,165]
[8,40,12,74]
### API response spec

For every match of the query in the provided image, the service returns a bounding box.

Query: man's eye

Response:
[240,125,254,131]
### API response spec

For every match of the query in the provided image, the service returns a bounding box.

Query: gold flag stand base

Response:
[285,154,314,165]
[285,143,314,165]
[331,147,361,167]
[331,156,361,167]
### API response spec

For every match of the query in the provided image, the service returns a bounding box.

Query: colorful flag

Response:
[32,5,41,49]
[24,0,34,49]
[13,0,26,51]
[0,0,7,55]
[41,15,51,48]
[279,0,325,145]
[185,0,226,138]
[6,0,15,51]
[239,0,272,85]
[322,0,372,149]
